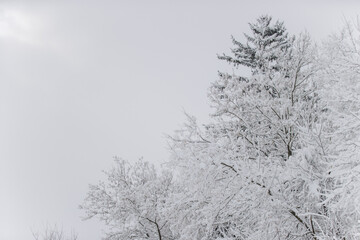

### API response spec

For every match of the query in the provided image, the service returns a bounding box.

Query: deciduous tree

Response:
[81,158,174,240]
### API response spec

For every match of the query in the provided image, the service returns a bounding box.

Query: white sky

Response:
[0,1,359,239]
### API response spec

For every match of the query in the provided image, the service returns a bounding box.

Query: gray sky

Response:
[0,1,359,239]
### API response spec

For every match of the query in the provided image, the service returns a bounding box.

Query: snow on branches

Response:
[81,16,360,240]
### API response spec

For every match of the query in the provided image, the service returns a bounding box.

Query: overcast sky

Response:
[1,1,359,239]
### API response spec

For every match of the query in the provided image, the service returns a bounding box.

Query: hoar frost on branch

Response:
[314,18,360,238]
[80,158,174,240]
[167,15,325,239]
[81,15,360,240]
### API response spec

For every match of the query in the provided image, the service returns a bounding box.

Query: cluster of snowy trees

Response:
[81,16,360,239]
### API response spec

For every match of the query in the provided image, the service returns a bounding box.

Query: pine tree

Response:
[213,16,317,163]
[218,15,293,74]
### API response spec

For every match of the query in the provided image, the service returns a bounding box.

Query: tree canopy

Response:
[81,16,360,240]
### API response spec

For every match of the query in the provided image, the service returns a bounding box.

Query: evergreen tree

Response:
[212,16,317,163]
[218,15,293,74]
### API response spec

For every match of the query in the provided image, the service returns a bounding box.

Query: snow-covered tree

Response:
[166,16,324,239]
[81,16,360,240]
[309,18,360,238]
[80,158,174,240]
